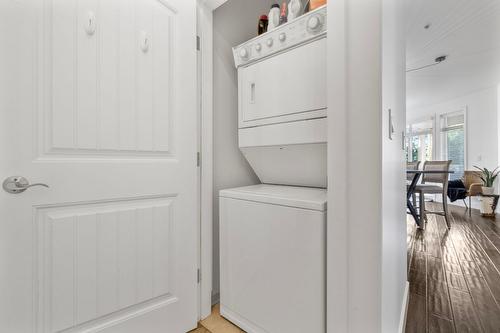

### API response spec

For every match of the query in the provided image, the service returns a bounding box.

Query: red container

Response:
[310,0,327,10]
[258,15,268,35]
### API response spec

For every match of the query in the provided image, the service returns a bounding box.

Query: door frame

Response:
[196,0,340,324]
[197,0,219,320]
[198,2,410,332]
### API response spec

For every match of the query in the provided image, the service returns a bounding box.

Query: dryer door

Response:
[238,38,327,128]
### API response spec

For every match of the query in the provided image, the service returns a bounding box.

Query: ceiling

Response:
[405,0,500,110]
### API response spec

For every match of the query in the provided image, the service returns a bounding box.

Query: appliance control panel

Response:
[233,5,327,68]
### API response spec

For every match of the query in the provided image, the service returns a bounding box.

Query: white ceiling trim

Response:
[200,0,229,10]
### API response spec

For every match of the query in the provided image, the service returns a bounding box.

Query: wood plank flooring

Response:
[406,203,500,333]
[199,304,244,333]
[189,325,211,333]
[189,304,245,333]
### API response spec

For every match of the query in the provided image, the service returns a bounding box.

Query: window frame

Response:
[406,107,468,171]
[406,116,436,162]
[437,108,468,174]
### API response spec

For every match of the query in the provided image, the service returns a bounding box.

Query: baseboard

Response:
[220,304,266,333]
[398,281,410,333]
[216,286,411,332]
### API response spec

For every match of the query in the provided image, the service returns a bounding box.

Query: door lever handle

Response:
[3,176,49,194]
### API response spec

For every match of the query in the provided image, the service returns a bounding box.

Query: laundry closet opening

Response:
[210,1,327,332]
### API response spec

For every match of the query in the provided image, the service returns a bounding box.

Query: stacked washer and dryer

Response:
[219,5,327,333]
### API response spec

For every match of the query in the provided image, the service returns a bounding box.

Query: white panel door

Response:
[0,0,198,332]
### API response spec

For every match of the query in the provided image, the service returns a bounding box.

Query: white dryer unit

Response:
[233,5,327,188]
[219,185,326,333]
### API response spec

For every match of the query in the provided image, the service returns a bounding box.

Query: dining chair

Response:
[415,160,452,229]
[462,171,483,215]
[406,161,421,181]
[407,161,421,208]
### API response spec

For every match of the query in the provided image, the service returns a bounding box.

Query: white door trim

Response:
[197,0,229,320]
[398,281,410,333]
[197,0,225,320]
[326,1,348,331]
[197,0,346,329]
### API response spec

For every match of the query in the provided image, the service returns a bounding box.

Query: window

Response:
[440,111,466,180]
[406,118,434,163]
[406,110,466,180]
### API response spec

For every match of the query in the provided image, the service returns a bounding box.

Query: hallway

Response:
[406,204,500,332]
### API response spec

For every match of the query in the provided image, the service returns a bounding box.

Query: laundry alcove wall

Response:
[211,0,275,303]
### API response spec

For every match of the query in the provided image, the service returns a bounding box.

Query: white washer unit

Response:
[220,5,327,333]
[233,5,327,188]
[219,185,326,333]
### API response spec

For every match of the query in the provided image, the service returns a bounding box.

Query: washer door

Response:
[219,196,326,333]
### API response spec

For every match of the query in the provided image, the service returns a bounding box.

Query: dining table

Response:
[406,169,454,228]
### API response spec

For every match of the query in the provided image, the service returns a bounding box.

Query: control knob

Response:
[266,38,274,47]
[279,33,286,42]
[239,47,249,60]
[307,15,323,32]
[255,43,262,52]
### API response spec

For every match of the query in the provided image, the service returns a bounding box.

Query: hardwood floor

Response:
[406,203,500,333]
[189,325,211,333]
[200,304,245,333]
[190,304,245,333]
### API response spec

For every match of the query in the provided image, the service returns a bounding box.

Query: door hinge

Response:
[197,268,201,283]
[196,36,201,51]
[197,152,201,167]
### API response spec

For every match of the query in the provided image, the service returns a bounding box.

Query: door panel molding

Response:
[38,0,178,159]
[34,195,177,332]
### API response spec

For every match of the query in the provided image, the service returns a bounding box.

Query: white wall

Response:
[498,85,500,185]
[381,0,407,331]
[408,86,499,171]
[327,0,407,332]
[212,0,272,300]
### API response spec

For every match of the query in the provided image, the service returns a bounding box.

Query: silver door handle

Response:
[2,176,49,194]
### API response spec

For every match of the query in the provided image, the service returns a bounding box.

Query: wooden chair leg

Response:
[419,192,426,229]
[443,193,451,229]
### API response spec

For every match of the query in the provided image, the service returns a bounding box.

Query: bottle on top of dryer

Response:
[279,1,288,25]
[268,4,281,31]
[288,0,302,21]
